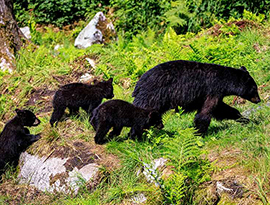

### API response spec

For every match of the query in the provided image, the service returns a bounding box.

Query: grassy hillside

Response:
[0,17,269,204]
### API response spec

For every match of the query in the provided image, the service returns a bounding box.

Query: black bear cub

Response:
[90,99,164,144]
[0,109,40,178]
[50,78,114,126]
[133,60,261,134]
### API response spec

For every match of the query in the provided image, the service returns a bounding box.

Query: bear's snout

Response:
[33,118,41,126]
[251,96,261,104]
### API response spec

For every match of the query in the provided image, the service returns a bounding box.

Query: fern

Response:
[163,128,200,171]
[159,128,211,204]
[164,0,194,28]
[163,172,187,204]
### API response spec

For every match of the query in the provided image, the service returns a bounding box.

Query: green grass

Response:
[0,18,270,204]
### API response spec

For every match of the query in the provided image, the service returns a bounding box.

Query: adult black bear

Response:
[50,78,114,126]
[0,109,40,179]
[132,60,261,134]
[90,99,164,144]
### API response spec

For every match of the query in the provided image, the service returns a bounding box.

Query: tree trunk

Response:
[0,0,25,72]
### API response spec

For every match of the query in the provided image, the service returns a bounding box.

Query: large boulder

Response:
[18,140,119,194]
[74,12,116,49]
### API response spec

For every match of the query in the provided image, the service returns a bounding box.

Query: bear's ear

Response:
[240,66,248,72]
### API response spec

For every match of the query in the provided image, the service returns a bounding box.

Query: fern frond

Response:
[163,128,200,171]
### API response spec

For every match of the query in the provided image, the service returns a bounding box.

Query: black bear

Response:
[0,109,40,179]
[90,99,164,144]
[132,60,261,134]
[50,78,114,126]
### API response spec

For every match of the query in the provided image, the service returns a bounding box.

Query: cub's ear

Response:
[148,111,159,119]
[15,109,23,117]
[240,66,248,72]
[93,79,99,85]
[107,78,113,83]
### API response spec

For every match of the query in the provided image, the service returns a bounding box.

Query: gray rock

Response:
[79,73,96,83]
[130,193,147,204]
[18,152,99,194]
[139,158,167,187]
[75,12,112,48]
[0,41,15,73]
[74,12,116,48]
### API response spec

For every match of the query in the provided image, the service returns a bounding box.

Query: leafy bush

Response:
[165,0,270,33]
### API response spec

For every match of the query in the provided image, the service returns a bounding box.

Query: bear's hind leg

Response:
[194,97,219,134]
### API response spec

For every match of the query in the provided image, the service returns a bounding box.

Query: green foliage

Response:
[164,0,270,33]
[94,21,270,84]
[14,0,108,27]
[243,9,265,23]
[14,0,270,37]
[110,0,170,39]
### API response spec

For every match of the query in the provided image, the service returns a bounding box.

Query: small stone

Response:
[20,26,31,39]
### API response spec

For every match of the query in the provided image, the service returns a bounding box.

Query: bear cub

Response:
[0,109,40,178]
[90,99,164,144]
[50,78,114,126]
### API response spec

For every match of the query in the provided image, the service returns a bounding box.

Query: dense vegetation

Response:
[0,1,269,204]
[14,0,270,37]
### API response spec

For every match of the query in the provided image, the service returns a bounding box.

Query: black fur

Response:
[90,99,164,144]
[50,78,114,126]
[0,109,40,179]
[132,60,261,134]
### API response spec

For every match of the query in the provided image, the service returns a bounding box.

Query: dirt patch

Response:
[195,148,266,204]
[31,136,121,172]
[0,181,59,205]
[52,54,99,87]
[25,87,55,114]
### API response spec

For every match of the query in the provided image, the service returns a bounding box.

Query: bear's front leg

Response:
[68,107,79,116]
[94,123,111,144]
[129,126,143,141]
[50,106,66,127]
[108,126,123,138]
[212,101,249,123]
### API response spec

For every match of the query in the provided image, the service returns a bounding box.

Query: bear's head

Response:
[148,111,164,129]
[95,78,114,99]
[239,67,261,104]
[15,109,41,127]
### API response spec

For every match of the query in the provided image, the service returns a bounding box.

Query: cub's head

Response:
[15,109,41,127]
[94,78,114,99]
[239,66,261,104]
[148,111,164,129]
